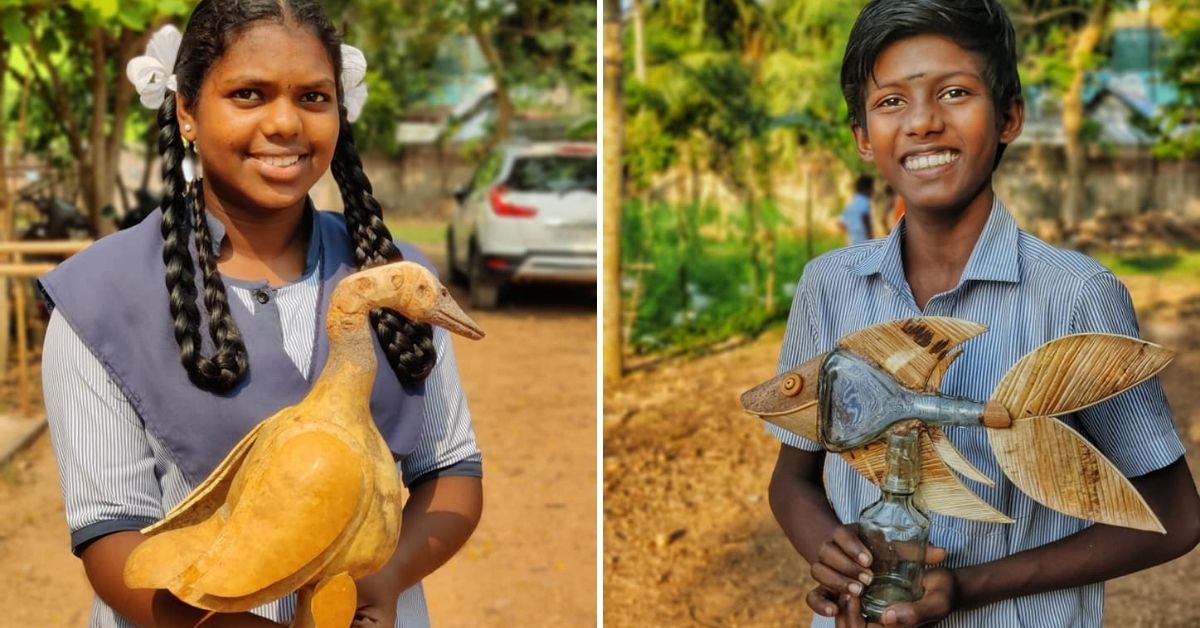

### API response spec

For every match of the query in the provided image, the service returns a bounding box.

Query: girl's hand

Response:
[350,569,401,627]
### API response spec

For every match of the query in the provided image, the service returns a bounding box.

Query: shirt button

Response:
[254,289,270,304]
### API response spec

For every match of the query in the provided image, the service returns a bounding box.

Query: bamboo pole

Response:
[13,253,29,416]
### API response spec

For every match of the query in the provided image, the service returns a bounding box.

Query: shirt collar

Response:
[850,195,1021,288]
[202,198,322,276]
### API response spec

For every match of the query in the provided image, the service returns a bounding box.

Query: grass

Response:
[1091,249,1200,277]
[385,218,448,248]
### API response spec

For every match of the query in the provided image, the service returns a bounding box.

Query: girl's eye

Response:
[939,88,969,100]
[300,92,331,103]
[232,89,261,101]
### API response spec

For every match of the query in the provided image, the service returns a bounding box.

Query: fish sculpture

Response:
[124,260,485,627]
[740,317,1172,532]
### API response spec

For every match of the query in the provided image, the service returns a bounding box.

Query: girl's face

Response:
[178,22,340,218]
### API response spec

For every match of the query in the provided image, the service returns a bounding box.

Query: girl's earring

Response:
[182,140,201,200]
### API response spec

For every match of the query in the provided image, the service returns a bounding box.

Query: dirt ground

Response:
[0,248,597,627]
[603,274,1200,627]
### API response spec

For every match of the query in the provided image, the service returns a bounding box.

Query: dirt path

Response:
[603,274,1200,627]
[0,249,597,627]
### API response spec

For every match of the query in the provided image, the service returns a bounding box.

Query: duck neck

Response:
[307,290,378,424]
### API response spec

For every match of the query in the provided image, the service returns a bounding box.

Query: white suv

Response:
[448,141,597,308]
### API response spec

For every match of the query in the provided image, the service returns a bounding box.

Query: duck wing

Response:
[142,420,268,536]
[130,426,368,611]
[988,333,1172,533]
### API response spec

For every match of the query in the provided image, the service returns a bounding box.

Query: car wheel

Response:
[446,229,467,285]
[468,250,500,309]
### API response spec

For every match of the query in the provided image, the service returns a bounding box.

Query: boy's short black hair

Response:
[840,0,1021,133]
[855,175,874,195]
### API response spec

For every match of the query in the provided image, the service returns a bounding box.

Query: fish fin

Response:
[838,317,987,391]
[925,348,963,393]
[992,333,1172,420]
[144,420,267,536]
[840,430,1010,522]
[989,416,1164,533]
[927,427,993,486]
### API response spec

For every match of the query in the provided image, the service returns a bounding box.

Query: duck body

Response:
[124,262,483,625]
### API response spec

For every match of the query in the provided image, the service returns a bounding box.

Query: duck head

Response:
[335,261,485,340]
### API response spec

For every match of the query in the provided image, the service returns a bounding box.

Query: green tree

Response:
[3,0,191,227]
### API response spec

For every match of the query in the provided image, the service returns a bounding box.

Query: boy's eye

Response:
[878,96,904,108]
[939,88,970,100]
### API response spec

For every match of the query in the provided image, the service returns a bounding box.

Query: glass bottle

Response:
[857,429,931,623]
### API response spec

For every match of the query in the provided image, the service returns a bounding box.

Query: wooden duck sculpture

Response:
[124,261,484,627]
[741,317,1173,533]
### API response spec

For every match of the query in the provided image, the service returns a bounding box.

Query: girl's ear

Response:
[999,96,1025,145]
[853,124,874,162]
[177,94,197,142]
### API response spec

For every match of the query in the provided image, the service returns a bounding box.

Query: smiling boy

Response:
[766,1,1200,627]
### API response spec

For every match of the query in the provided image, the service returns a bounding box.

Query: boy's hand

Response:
[808,523,874,609]
[806,525,949,624]
[876,567,957,627]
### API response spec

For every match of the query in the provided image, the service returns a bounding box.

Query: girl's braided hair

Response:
[158,0,436,392]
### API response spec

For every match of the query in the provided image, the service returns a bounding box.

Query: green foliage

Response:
[1093,249,1200,277]
[1154,0,1200,158]
[621,199,839,353]
[323,0,595,154]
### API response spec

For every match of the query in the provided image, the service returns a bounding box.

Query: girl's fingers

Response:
[807,586,841,617]
[812,562,867,597]
[832,524,872,568]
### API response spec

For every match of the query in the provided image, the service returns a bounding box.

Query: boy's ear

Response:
[999,97,1025,145]
[852,124,874,162]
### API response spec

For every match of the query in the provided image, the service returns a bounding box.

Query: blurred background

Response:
[0,1,596,626]
[602,1,1200,626]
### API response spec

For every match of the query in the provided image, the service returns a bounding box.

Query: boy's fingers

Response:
[834,593,867,628]
[817,541,874,585]
[925,545,948,565]
[812,562,866,597]
[832,524,872,567]
[806,586,840,617]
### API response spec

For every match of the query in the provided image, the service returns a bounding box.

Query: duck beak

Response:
[428,289,485,340]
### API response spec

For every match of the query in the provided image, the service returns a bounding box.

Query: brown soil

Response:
[0,248,597,627]
[603,274,1200,627]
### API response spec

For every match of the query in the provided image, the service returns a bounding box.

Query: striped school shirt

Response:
[768,197,1185,627]
[43,211,481,628]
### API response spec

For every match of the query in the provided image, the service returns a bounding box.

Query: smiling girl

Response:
[39,2,483,626]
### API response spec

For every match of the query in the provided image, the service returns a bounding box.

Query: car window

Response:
[504,156,597,194]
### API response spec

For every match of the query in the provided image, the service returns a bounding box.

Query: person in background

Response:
[840,175,874,244]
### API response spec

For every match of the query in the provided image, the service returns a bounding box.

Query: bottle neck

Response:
[882,430,921,494]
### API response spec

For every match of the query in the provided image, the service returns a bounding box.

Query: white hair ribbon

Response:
[340,44,368,123]
[126,25,182,109]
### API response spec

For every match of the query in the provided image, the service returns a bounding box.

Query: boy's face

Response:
[852,34,1022,216]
